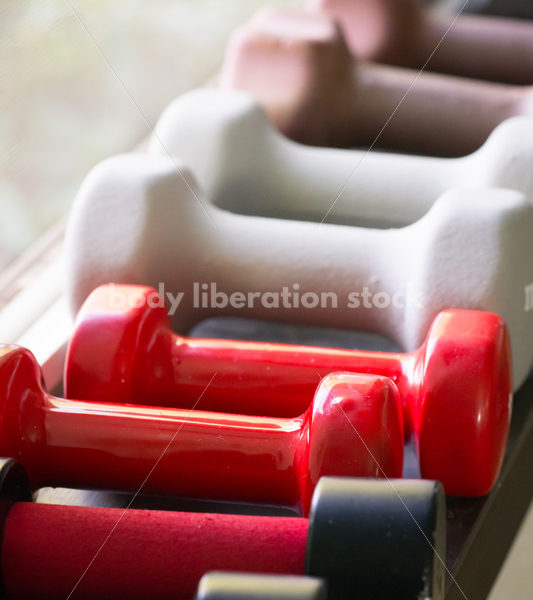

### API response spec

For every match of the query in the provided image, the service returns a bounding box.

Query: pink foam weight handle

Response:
[2,503,307,600]
[314,0,533,84]
[221,7,533,156]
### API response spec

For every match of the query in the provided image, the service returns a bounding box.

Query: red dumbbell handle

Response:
[39,397,303,504]
[146,335,408,417]
[67,289,412,420]
[2,502,307,600]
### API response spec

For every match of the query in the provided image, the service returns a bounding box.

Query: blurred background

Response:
[0,0,304,271]
[0,0,502,271]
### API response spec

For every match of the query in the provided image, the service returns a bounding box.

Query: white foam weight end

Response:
[406,187,533,388]
[64,154,209,319]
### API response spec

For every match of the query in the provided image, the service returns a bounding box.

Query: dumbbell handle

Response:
[160,199,419,345]
[119,330,408,418]
[3,502,308,600]
[352,61,527,156]
[421,11,533,84]
[320,0,533,84]
[249,131,479,227]
[17,388,311,509]
[155,90,530,228]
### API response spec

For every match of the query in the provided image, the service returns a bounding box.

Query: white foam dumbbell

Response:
[149,89,533,228]
[65,153,533,389]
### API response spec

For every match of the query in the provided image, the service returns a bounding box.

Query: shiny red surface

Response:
[3,502,308,600]
[66,285,513,496]
[0,345,402,514]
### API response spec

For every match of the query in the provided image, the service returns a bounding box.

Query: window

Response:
[0,0,297,270]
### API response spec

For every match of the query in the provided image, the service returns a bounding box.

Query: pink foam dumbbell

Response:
[221,7,533,156]
[312,0,533,84]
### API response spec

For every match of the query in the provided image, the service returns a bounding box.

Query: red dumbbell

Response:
[0,345,402,515]
[0,458,445,600]
[66,284,512,496]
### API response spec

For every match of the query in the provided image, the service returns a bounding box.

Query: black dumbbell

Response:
[0,458,445,600]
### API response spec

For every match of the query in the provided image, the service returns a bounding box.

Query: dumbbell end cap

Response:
[306,476,446,600]
[0,458,32,502]
[0,458,32,533]
[196,573,327,600]
[418,309,512,496]
[304,373,404,513]
[0,344,45,453]
[66,284,170,403]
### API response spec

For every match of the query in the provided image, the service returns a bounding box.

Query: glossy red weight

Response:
[0,345,402,514]
[66,284,513,496]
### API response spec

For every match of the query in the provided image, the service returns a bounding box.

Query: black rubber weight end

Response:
[0,458,32,593]
[196,572,327,600]
[0,457,31,512]
[305,477,446,600]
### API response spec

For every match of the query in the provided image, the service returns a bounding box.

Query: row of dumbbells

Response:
[4,1,533,599]
[0,281,468,599]
[67,4,533,389]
